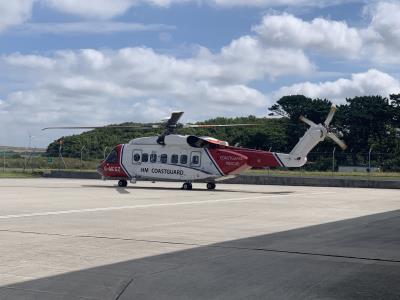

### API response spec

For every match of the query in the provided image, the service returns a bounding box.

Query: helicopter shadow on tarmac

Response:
[81,184,295,196]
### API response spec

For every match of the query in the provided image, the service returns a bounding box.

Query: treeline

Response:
[46,94,400,171]
[269,94,400,171]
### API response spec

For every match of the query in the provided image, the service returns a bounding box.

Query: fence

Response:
[306,150,400,172]
[1,147,400,174]
[0,149,99,172]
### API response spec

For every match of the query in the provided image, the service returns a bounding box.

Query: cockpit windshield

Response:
[106,148,118,163]
[187,136,220,149]
[187,136,210,148]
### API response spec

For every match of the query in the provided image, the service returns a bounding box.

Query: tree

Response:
[339,96,396,166]
[390,94,400,127]
[342,96,393,151]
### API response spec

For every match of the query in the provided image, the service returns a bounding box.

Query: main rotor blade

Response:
[299,116,317,127]
[185,124,259,128]
[166,111,184,127]
[42,125,156,131]
[327,132,347,150]
[324,105,337,127]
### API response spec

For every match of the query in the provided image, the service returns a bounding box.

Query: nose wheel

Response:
[182,182,193,190]
[206,182,216,190]
[118,179,128,187]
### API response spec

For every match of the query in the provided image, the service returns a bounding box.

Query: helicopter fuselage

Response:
[97,134,284,185]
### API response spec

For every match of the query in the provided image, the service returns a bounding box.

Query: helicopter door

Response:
[132,149,142,165]
[190,151,201,168]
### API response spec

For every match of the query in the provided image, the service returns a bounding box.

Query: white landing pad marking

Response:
[0,192,333,220]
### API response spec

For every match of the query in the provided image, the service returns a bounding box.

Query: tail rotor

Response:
[299,105,347,150]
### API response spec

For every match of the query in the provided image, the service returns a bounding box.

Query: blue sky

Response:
[0,0,399,147]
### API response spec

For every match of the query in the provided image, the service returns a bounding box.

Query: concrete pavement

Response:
[0,178,399,299]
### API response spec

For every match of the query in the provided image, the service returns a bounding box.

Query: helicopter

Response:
[43,107,346,190]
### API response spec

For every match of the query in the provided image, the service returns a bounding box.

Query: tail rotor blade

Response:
[327,132,347,150]
[324,105,337,127]
[299,116,317,127]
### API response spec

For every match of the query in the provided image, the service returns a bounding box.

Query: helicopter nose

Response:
[96,164,104,176]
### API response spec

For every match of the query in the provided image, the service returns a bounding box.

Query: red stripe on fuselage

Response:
[228,147,282,168]
[208,148,251,175]
[209,144,282,171]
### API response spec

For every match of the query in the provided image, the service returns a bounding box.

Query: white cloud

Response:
[1,44,286,145]
[361,1,400,64]
[42,0,193,19]
[41,0,356,20]
[4,1,400,146]
[253,14,362,58]
[32,1,388,67]
[14,22,175,34]
[274,69,400,103]
[2,44,309,122]
[0,0,34,31]
[250,4,400,65]
[0,0,361,29]
[217,36,314,81]
[43,0,137,19]
[146,0,191,6]
[209,0,349,8]
[3,53,56,69]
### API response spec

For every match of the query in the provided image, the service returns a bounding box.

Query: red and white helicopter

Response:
[44,107,346,190]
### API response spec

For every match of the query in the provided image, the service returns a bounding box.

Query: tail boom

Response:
[274,125,327,168]
[229,148,283,168]
[225,147,307,169]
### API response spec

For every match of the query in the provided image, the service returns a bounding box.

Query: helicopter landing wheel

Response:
[206,182,216,190]
[182,182,193,190]
[118,179,128,187]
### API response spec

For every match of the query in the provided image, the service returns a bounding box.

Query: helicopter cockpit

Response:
[105,148,118,163]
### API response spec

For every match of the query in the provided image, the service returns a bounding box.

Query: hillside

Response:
[46,117,290,159]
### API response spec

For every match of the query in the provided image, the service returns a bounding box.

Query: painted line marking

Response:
[0,192,333,220]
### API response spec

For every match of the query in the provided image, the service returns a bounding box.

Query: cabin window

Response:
[171,154,179,164]
[192,155,200,165]
[133,153,141,162]
[180,155,188,165]
[150,153,157,163]
[161,154,168,164]
[191,151,201,167]
[142,153,149,163]
[106,149,118,163]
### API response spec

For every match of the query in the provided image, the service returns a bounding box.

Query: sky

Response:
[0,0,399,147]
